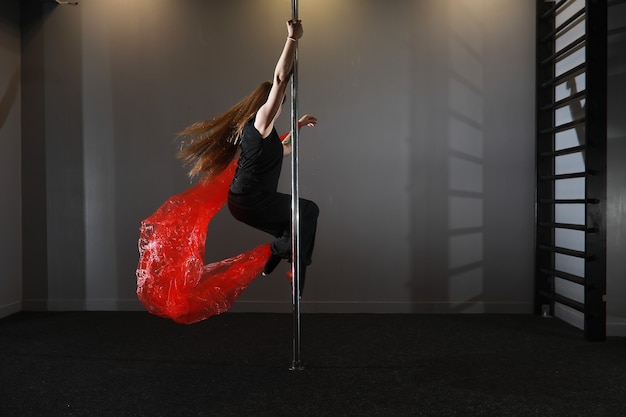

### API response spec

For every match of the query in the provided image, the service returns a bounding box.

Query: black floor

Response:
[1,311,625,416]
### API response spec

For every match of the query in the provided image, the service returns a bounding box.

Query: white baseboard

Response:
[46,299,86,311]
[86,298,145,311]
[23,298,145,312]
[11,298,624,336]
[0,301,22,319]
[228,301,533,314]
[21,299,49,311]
[554,302,584,330]
[607,318,626,337]
[17,299,535,315]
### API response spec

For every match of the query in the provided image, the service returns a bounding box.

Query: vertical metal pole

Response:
[289,0,304,371]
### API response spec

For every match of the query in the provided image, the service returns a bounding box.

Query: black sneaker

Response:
[262,254,282,276]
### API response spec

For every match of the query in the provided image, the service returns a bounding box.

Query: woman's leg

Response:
[262,196,318,267]
[228,191,319,272]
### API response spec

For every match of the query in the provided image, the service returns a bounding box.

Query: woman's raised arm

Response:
[254,20,303,137]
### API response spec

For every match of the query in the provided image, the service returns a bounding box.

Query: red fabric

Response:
[136,159,271,324]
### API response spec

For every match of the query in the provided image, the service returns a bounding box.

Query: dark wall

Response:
[0,0,22,317]
[21,0,86,311]
[18,0,537,314]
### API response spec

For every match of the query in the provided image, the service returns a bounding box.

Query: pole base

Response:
[289,361,305,371]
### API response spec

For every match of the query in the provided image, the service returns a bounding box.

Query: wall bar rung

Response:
[538,222,595,232]
[539,145,586,158]
[539,172,587,181]
[541,0,569,19]
[538,198,599,204]
[541,8,586,43]
[539,118,586,135]
[539,267,586,285]
[555,294,586,313]
[540,34,586,66]
[540,63,586,89]
[538,290,585,313]
[538,245,589,259]
[541,91,586,112]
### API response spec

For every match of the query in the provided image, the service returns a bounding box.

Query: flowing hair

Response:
[177,81,273,181]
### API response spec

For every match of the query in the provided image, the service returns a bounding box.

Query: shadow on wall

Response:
[21,0,87,310]
[408,0,486,313]
[0,69,19,130]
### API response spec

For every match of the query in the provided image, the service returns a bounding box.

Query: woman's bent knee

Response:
[302,199,319,219]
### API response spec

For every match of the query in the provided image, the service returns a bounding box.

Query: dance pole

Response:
[289,0,304,371]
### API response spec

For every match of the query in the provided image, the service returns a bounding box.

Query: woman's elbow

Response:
[273,73,291,88]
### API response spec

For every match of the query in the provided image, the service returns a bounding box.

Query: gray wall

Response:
[0,0,22,317]
[20,0,537,314]
[607,0,626,336]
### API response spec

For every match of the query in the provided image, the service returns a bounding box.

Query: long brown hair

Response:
[177,81,272,181]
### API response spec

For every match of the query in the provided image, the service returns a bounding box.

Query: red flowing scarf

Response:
[136,158,271,324]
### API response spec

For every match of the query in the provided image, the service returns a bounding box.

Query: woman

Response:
[177,20,319,295]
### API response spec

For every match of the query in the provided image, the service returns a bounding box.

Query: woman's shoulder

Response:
[242,119,262,137]
[243,118,277,140]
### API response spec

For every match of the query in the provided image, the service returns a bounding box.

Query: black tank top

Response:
[229,120,283,194]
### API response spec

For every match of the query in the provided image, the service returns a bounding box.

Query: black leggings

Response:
[228,190,319,266]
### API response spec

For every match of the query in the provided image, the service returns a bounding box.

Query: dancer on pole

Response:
[137,19,317,325]
[177,19,319,295]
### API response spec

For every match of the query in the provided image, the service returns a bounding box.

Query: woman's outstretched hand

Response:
[281,114,317,156]
[298,114,317,128]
